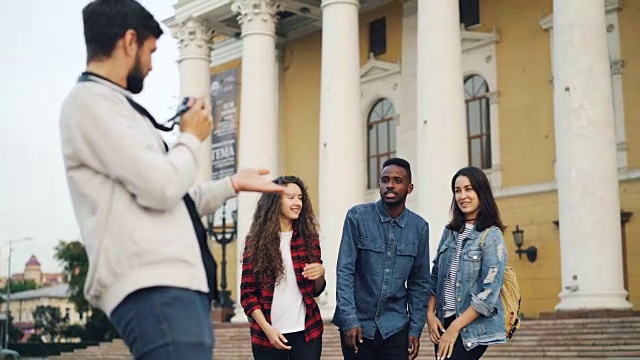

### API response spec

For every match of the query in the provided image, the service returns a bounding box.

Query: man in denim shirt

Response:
[333,158,430,360]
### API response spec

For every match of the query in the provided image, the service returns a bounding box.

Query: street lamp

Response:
[512,225,537,263]
[4,237,31,348]
[207,202,237,308]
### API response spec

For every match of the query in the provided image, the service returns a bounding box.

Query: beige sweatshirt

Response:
[59,74,235,316]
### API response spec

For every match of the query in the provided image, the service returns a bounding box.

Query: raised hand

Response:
[230,168,285,194]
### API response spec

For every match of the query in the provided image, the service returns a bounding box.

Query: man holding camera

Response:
[59,1,283,359]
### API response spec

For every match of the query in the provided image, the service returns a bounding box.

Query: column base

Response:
[230,304,248,324]
[555,289,633,311]
[210,307,235,323]
[540,309,640,319]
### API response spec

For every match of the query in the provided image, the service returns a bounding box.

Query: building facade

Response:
[0,255,65,289]
[166,0,640,319]
[3,284,85,341]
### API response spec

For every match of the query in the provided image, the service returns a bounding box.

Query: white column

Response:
[317,0,364,320]
[230,0,282,322]
[416,1,468,257]
[553,0,632,311]
[172,18,215,184]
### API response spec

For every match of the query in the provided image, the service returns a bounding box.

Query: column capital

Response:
[231,0,282,37]
[321,0,360,8]
[171,17,215,61]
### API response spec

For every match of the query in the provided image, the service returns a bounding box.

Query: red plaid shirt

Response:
[240,229,325,349]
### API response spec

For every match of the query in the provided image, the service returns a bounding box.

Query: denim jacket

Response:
[429,226,507,350]
[332,200,430,339]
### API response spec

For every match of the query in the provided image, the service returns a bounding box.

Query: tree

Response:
[54,240,117,342]
[0,279,38,294]
[54,240,90,315]
[5,313,24,343]
[61,324,84,341]
[32,305,65,342]
[83,310,118,342]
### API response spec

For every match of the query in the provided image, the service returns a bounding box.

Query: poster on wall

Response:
[210,68,238,181]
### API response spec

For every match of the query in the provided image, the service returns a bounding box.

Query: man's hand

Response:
[408,335,420,360]
[179,96,213,141]
[343,327,363,353]
[427,313,445,344]
[302,263,325,280]
[263,324,292,350]
[230,168,285,194]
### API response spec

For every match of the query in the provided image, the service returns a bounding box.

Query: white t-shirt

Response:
[270,231,306,333]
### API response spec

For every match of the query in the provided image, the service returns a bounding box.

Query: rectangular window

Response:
[369,17,387,57]
[459,0,480,28]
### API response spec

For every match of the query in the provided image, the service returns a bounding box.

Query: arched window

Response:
[464,75,491,169]
[367,98,397,189]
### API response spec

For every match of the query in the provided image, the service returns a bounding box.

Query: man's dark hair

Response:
[83,0,163,62]
[382,157,412,183]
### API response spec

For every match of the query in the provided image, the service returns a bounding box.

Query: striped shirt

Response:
[443,223,474,317]
[240,229,325,349]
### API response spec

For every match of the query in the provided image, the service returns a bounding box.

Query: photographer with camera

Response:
[59,1,284,359]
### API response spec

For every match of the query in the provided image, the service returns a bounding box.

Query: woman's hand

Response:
[427,313,445,344]
[437,325,461,360]
[263,324,292,350]
[302,263,325,280]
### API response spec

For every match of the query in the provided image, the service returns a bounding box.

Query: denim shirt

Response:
[429,226,507,350]
[332,200,430,339]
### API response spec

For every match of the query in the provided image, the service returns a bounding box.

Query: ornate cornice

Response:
[606,0,623,12]
[231,0,282,36]
[171,17,215,58]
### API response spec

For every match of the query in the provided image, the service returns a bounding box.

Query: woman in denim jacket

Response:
[427,167,507,360]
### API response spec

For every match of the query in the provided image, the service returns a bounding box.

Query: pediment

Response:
[360,54,400,83]
[461,28,499,52]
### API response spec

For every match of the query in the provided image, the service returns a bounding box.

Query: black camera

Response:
[167,97,192,126]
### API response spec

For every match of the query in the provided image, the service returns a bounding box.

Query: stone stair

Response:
[50,317,640,359]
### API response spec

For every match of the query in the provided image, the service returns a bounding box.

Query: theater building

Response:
[165,0,640,320]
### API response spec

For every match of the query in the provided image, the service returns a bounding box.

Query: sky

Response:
[0,0,180,274]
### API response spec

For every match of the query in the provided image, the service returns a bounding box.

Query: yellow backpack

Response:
[480,229,521,340]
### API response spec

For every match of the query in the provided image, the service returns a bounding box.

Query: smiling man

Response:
[333,158,431,360]
[59,1,283,359]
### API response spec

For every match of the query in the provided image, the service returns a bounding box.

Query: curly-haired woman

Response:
[240,176,326,360]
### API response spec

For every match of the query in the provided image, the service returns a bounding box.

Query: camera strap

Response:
[77,72,174,132]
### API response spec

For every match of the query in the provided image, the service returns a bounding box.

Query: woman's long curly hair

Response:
[245,176,319,286]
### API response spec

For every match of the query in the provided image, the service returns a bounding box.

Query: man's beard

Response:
[126,54,145,94]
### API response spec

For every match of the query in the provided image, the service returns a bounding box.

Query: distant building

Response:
[2,283,85,341]
[0,255,65,289]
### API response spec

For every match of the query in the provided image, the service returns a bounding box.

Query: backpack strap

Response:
[479,228,489,252]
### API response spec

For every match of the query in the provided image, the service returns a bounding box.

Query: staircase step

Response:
[48,317,640,359]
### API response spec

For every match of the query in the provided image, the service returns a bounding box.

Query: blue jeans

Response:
[111,287,214,360]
